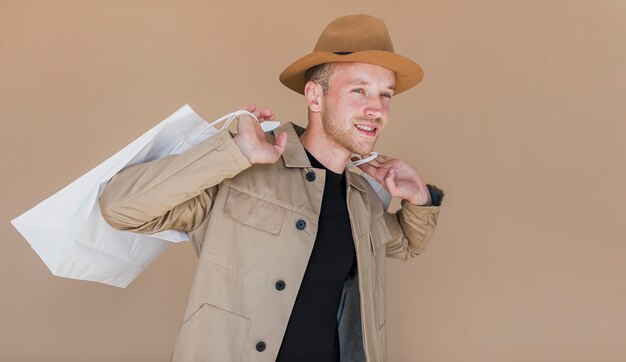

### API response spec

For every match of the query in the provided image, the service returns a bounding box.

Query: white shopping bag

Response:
[11,105,279,288]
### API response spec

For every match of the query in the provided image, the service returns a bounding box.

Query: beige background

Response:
[1,1,625,361]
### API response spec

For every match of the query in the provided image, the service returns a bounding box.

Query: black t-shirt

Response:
[276,151,357,361]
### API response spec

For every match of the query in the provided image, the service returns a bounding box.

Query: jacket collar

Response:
[273,122,367,192]
[345,171,368,192]
[274,122,311,168]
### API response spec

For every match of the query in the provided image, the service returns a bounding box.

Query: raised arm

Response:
[99,106,287,235]
[357,154,444,259]
[99,129,251,234]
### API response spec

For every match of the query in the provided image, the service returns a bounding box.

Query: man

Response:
[100,14,443,361]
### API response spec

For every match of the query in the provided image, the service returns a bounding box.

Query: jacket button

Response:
[256,341,266,352]
[296,219,306,230]
[275,280,286,291]
[305,171,316,182]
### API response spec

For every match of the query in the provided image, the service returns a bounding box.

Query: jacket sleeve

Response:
[99,129,251,235]
[383,185,444,260]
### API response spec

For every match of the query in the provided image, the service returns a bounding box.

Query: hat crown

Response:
[313,14,395,53]
[279,14,423,95]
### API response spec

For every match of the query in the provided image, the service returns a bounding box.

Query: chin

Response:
[349,146,375,155]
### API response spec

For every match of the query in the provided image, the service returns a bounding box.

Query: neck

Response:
[300,120,351,174]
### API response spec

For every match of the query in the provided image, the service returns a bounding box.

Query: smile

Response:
[354,124,378,137]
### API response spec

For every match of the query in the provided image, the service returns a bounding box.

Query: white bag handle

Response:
[210,110,280,133]
[347,152,392,210]
[346,152,379,169]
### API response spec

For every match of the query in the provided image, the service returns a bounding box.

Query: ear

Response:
[304,80,323,112]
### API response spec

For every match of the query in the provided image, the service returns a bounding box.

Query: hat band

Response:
[334,51,353,55]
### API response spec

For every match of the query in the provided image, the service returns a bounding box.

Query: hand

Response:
[355,154,432,206]
[242,104,276,122]
[234,105,287,164]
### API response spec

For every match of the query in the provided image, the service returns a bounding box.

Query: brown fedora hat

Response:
[279,14,424,95]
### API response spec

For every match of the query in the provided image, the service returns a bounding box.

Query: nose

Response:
[363,95,384,119]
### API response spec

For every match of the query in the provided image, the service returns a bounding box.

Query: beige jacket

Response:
[99,122,440,361]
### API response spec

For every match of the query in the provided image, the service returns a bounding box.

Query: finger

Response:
[237,113,258,124]
[367,158,386,168]
[384,168,399,196]
[273,131,287,156]
[258,108,275,120]
[356,161,377,171]
[357,163,382,180]
[243,106,263,121]
[243,104,257,113]
[376,154,391,162]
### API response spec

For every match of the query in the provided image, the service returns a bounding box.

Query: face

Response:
[320,62,396,155]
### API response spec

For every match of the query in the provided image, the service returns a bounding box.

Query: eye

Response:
[381,92,393,99]
[352,88,366,94]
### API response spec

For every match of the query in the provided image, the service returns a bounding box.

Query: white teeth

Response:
[356,125,375,131]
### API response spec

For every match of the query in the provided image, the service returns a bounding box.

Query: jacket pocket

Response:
[172,303,251,362]
[224,187,286,235]
[368,215,392,255]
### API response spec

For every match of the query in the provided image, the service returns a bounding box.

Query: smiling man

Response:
[100,14,443,361]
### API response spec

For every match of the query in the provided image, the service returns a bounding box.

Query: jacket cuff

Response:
[218,129,252,172]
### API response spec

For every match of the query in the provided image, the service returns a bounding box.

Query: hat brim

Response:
[279,50,424,95]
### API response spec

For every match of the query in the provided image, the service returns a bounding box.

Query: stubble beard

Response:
[321,109,379,156]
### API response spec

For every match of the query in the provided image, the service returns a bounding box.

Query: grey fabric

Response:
[338,272,366,361]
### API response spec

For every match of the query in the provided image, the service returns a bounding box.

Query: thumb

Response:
[273,131,287,155]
